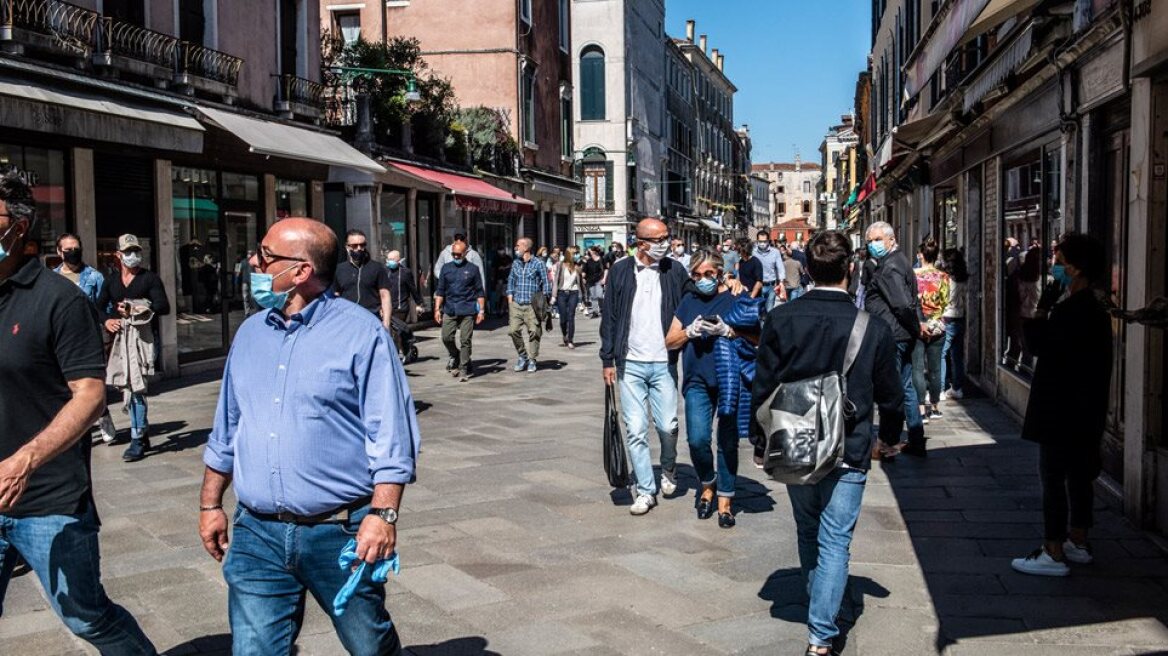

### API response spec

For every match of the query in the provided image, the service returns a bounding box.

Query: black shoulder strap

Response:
[842,311,869,376]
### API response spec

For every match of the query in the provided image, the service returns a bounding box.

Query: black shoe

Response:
[900,440,928,458]
[696,496,715,520]
[718,512,736,529]
[122,438,149,462]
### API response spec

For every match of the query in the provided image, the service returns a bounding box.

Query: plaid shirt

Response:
[507,256,548,304]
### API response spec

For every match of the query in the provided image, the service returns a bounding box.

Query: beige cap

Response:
[117,234,141,251]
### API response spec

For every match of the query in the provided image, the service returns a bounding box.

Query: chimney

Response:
[699,34,707,54]
[685,20,695,43]
[711,48,719,64]
[717,54,725,71]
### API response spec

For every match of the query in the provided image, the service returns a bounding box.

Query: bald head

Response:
[635,218,667,240]
[268,217,338,285]
[386,250,401,263]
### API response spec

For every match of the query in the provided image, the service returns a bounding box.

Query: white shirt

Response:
[557,266,580,292]
[625,261,669,363]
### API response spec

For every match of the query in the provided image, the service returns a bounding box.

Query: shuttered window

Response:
[580,47,605,121]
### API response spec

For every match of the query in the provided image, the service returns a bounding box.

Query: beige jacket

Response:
[106,300,156,402]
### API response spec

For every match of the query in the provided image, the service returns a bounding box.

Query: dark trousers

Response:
[911,335,944,405]
[1039,443,1100,542]
[440,314,475,373]
[556,290,580,342]
[390,309,409,354]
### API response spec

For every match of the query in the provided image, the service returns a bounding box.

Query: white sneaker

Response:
[629,493,657,515]
[1062,541,1093,565]
[99,413,116,443]
[659,472,677,497]
[1011,548,1070,577]
[945,388,965,400]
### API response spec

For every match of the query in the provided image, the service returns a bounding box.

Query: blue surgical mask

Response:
[249,263,299,311]
[867,241,889,259]
[387,260,400,270]
[1051,263,1073,286]
[695,278,718,295]
[453,256,467,266]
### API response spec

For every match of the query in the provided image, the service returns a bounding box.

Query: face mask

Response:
[453,256,467,266]
[387,260,400,270]
[348,250,367,263]
[515,250,524,258]
[757,242,770,252]
[62,249,83,266]
[645,241,669,261]
[249,263,299,311]
[121,252,142,269]
[695,278,718,295]
[867,241,888,259]
[1051,263,1073,286]
[674,246,686,256]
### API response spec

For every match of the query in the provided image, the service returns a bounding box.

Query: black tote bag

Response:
[603,384,631,488]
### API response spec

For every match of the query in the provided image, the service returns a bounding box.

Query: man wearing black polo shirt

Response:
[0,167,156,653]
[334,229,393,334]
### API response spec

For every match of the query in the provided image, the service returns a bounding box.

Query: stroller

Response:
[391,315,419,364]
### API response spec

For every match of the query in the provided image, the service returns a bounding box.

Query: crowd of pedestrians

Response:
[0,156,1120,656]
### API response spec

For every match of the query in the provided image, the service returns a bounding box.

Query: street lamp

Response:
[327,65,423,108]
[403,77,422,104]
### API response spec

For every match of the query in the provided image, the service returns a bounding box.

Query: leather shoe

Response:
[717,512,736,529]
[696,496,715,520]
[122,438,148,462]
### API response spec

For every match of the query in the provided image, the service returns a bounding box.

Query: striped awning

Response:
[905,0,991,99]
[963,25,1035,113]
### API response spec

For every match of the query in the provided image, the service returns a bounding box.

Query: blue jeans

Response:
[0,505,157,655]
[683,383,738,497]
[128,393,147,438]
[761,284,777,312]
[618,360,680,497]
[786,286,805,301]
[787,468,868,648]
[224,506,401,656]
[896,341,924,442]
[941,318,966,392]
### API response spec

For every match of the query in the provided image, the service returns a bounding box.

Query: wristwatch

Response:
[371,507,398,525]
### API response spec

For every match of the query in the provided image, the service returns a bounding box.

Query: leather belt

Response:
[245,496,371,525]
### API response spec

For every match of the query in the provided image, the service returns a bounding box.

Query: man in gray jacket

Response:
[433,233,486,291]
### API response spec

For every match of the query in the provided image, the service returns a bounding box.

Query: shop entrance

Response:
[475,215,516,315]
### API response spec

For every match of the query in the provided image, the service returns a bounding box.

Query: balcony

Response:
[1,0,243,102]
[274,73,324,121]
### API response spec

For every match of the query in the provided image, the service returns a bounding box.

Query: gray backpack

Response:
[755,312,869,485]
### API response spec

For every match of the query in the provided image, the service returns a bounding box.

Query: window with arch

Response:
[580,46,606,121]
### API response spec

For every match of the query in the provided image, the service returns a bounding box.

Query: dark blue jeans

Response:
[941,318,966,392]
[0,505,157,655]
[684,383,738,497]
[556,290,580,342]
[896,341,924,442]
[223,506,401,656]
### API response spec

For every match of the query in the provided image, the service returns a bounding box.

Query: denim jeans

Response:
[0,505,157,655]
[223,506,401,656]
[761,284,777,312]
[588,283,604,315]
[787,468,868,648]
[941,318,966,392]
[128,393,147,438]
[786,286,805,301]
[618,360,680,497]
[556,290,580,342]
[911,336,944,405]
[896,341,924,442]
[683,383,738,497]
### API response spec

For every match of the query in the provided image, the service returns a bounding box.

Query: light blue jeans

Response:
[128,393,147,438]
[787,467,868,648]
[683,383,737,497]
[618,360,679,497]
[0,505,158,655]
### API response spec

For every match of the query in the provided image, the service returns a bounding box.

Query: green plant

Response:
[456,107,519,176]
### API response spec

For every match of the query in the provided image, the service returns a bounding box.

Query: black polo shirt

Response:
[0,257,105,517]
[334,260,391,313]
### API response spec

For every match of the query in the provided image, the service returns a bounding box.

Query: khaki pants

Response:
[440,314,475,373]
[508,303,542,360]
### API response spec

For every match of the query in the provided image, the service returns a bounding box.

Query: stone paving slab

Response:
[3,315,1168,655]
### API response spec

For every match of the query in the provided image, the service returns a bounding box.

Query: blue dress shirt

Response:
[204,293,421,516]
[507,256,548,304]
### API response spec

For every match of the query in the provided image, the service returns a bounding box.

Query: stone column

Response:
[263,174,277,228]
[70,148,96,257]
[153,159,180,378]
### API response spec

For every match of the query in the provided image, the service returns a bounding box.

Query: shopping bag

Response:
[603,384,631,488]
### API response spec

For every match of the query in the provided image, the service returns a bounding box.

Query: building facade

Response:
[749,173,771,230]
[1,0,385,375]
[571,0,667,250]
[856,0,1168,539]
[819,114,859,231]
[752,160,822,226]
[663,36,696,235]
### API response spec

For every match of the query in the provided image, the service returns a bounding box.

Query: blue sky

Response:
[665,0,870,164]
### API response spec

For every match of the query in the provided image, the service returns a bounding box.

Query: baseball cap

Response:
[117,234,141,251]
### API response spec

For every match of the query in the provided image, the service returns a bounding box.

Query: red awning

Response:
[855,173,877,205]
[387,162,534,215]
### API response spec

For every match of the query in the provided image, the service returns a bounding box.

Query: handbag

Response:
[532,290,548,321]
[603,384,631,488]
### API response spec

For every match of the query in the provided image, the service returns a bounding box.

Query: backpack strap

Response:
[842,311,870,376]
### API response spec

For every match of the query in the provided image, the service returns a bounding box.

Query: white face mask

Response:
[646,241,670,261]
[121,252,142,269]
[674,246,685,256]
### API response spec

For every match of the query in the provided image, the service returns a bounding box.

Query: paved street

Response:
[3,314,1168,655]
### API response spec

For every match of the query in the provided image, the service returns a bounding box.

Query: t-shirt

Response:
[784,258,803,289]
[674,290,737,392]
[334,260,391,313]
[583,259,605,286]
[737,257,763,292]
[626,262,668,363]
[0,258,105,517]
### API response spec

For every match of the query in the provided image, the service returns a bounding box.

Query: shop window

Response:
[222,172,259,201]
[522,66,537,144]
[1000,142,1063,378]
[0,144,67,258]
[379,189,408,259]
[580,46,605,121]
[276,179,307,219]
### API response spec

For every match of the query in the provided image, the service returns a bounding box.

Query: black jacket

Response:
[751,289,905,469]
[599,255,693,368]
[863,249,921,343]
[386,265,423,313]
[1021,289,1112,447]
[97,269,170,322]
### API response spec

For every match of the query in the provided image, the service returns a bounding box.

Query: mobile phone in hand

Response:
[702,314,722,325]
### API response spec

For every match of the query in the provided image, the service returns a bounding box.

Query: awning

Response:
[963,26,1036,113]
[701,219,725,233]
[855,173,877,205]
[173,197,219,222]
[893,111,947,148]
[195,106,384,174]
[0,76,204,153]
[389,162,535,214]
[958,0,1042,45]
[904,0,991,99]
[523,168,584,202]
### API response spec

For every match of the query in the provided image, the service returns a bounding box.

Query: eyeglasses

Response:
[637,234,670,245]
[689,270,720,281]
[256,243,307,270]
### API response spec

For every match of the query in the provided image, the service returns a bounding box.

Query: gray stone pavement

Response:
[4,312,1168,655]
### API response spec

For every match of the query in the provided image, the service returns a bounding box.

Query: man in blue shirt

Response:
[507,237,548,372]
[753,229,786,310]
[434,241,485,381]
[199,218,421,656]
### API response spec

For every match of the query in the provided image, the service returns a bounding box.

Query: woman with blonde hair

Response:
[552,245,582,348]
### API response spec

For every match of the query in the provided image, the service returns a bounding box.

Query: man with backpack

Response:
[751,230,904,656]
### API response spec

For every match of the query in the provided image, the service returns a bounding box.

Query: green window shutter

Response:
[581,49,605,120]
[605,161,614,211]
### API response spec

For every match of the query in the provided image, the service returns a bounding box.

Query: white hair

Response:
[866,221,895,239]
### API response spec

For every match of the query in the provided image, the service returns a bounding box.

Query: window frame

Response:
[520,0,532,25]
[522,65,537,146]
[558,0,569,53]
[579,46,606,121]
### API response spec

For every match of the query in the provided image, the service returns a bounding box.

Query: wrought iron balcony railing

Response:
[95,16,176,70]
[0,0,98,55]
[177,41,242,86]
[276,73,324,109]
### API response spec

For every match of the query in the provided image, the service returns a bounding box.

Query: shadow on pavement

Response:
[149,427,211,455]
[405,636,502,655]
[759,570,890,654]
[882,398,1168,652]
[162,633,230,655]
